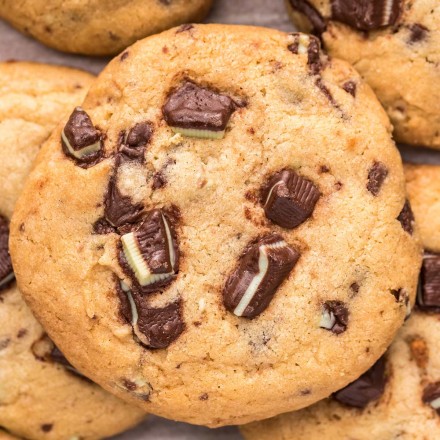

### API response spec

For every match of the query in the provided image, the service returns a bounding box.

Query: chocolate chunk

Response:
[93,217,116,235]
[162,81,237,139]
[0,215,14,292]
[152,171,167,190]
[333,357,386,408]
[397,200,415,235]
[119,122,152,162]
[120,209,179,292]
[408,23,428,43]
[423,382,440,414]
[31,334,89,380]
[319,300,349,334]
[391,288,411,319]
[223,234,300,319]
[331,0,402,31]
[342,80,357,97]
[41,424,53,433]
[61,107,103,164]
[288,33,322,74]
[367,161,388,196]
[288,0,326,34]
[177,23,194,33]
[262,169,320,229]
[120,283,184,349]
[104,155,144,228]
[417,253,440,312]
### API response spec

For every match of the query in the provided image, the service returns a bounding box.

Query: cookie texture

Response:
[0,62,145,440]
[241,164,440,440]
[0,430,19,440]
[286,0,440,149]
[0,0,212,56]
[10,25,421,426]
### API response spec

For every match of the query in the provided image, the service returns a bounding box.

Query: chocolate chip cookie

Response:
[241,164,440,440]
[0,0,212,56]
[0,61,145,440]
[285,0,440,149]
[10,25,422,426]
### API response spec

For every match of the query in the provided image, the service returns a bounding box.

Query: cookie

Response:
[10,25,422,426]
[0,61,145,440]
[0,0,212,56]
[285,0,440,149]
[241,164,440,440]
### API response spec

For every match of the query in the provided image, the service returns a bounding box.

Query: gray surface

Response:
[0,0,438,439]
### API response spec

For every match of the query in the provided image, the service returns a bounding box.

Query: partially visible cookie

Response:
[10,25,422,426]
[0,0,213,55]
[0,62,145,440]
[405,164,440,252]
[285,0,440,149]
[241,164,440,440]
[0,61,94,219]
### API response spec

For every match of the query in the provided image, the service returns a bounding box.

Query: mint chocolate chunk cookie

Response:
[285,0,440,149]
[241,164,439,440]
[0,0,212,56]
[10,25,421,427]
[0,62,145,440]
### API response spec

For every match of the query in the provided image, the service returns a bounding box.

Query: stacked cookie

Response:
[0,1,438,439]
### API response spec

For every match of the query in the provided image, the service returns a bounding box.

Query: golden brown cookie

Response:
[0,0,213,55]
[10,25,421,426]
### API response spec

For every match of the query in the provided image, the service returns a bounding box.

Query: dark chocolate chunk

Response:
[120,209,179,292]
[391,288,411,319]
[408,23,428,43]
[61,107,103,164]
[397,200,415,235]
[262,169,320,229]
[423,382,440,414]
[417,253,440,312]
[31,334,89,380]
[41,424,53,433]
[342,80,357,96]
[119,282,184,349]
[104,154,144,228]
[320,300,349,334]
[137,301,184,349]
[162,81,237,135]
[152,171,167,190]
[367,161,388,196]
[331,0,402,31]
[288,33,322,74]
[93,217,116,235]
[118,122,152,162]
[176,23,194,33]
[223,234,300,319]
[333,357,387,408]
[0,215,14,292]
[288,0,327,34]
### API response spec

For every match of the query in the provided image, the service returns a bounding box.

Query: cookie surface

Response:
[0,62,145,440]
[10,25,421,426]
[241,164,440,440]
[285,0,440,149]
[0,0,212,55]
